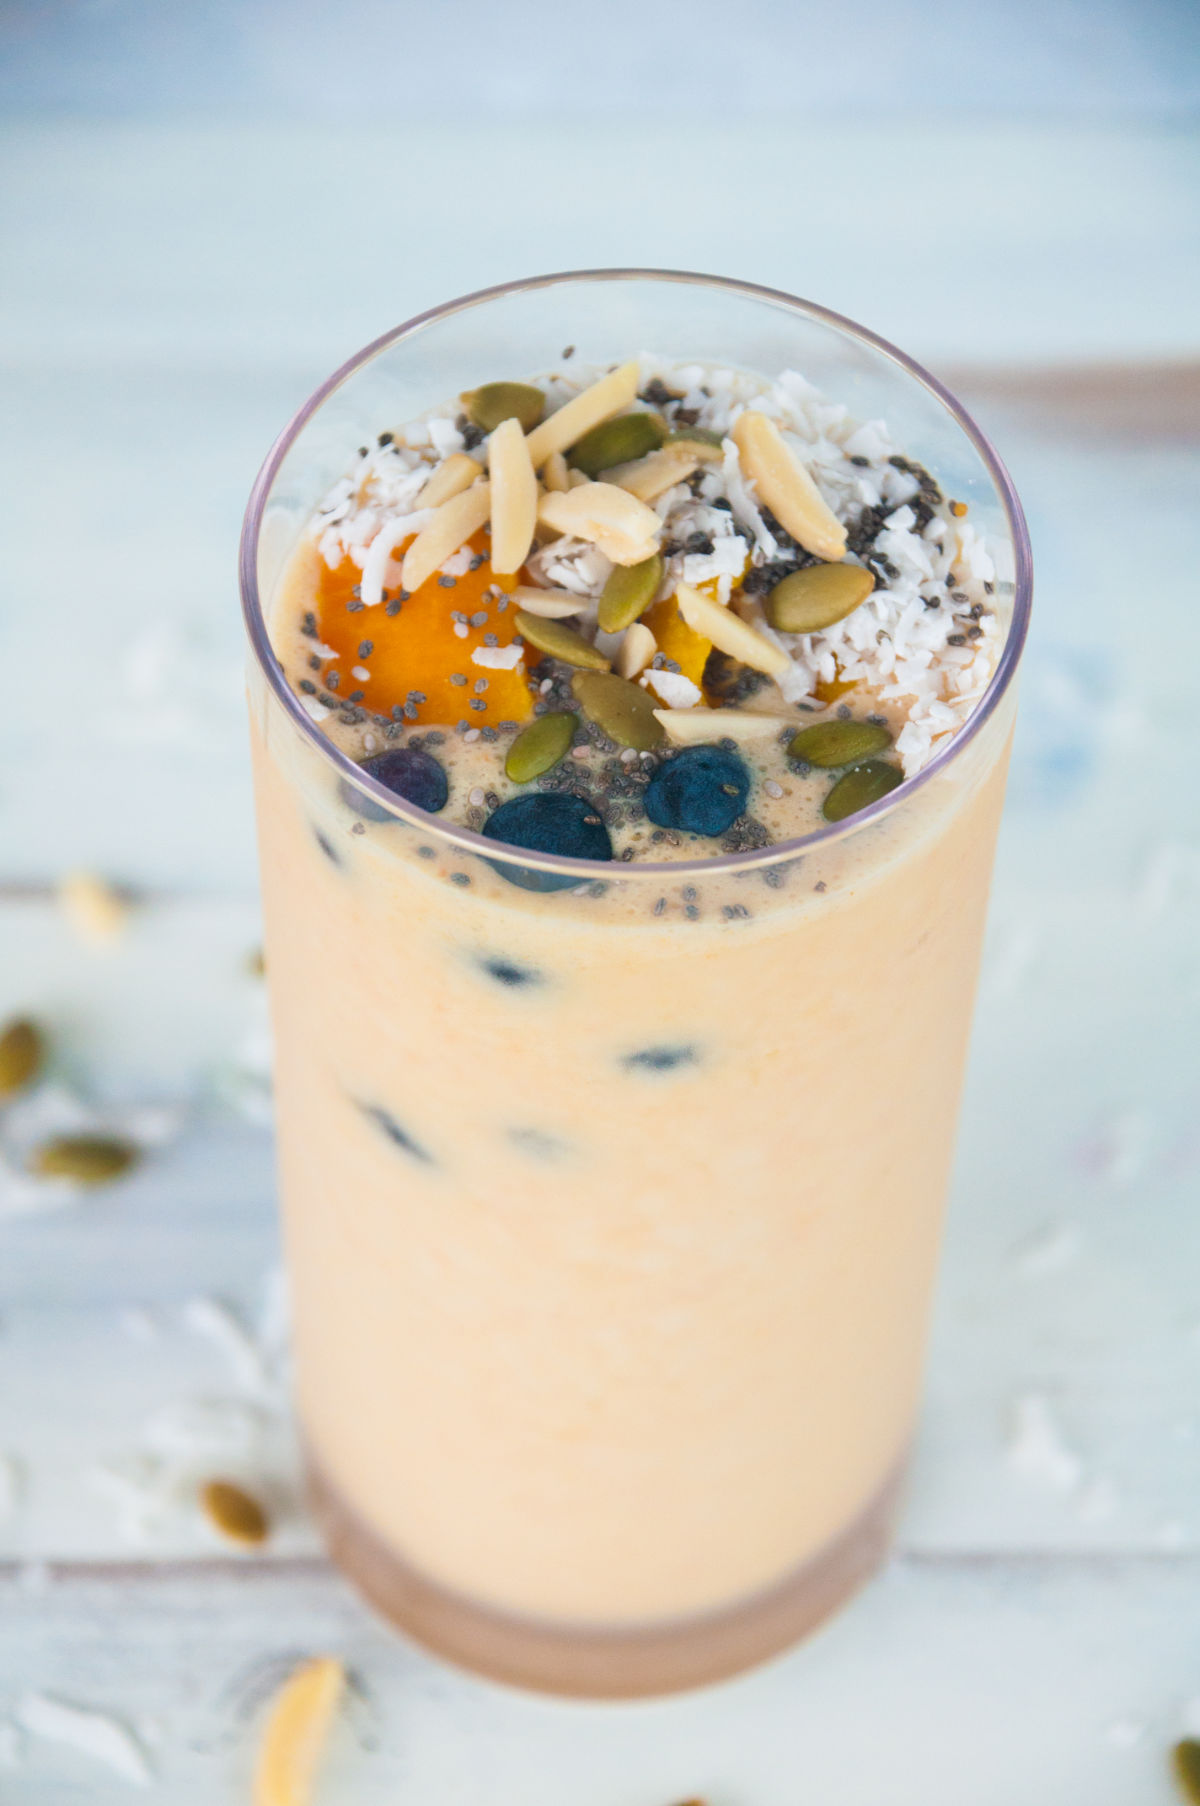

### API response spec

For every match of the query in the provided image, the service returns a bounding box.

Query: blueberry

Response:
[313,827,342,865]
[482,793,612,892]
[643,746,750,837]
[343,747,448,821]
[360,1103,434,1166]
[622,1045,699,1073]
[478,955,544,988]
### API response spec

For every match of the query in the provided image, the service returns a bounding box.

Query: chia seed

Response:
[357,640,374,657]
[299,679,316,694]
[469,698,486,711]
[450,672,467,686]
[450,872,471,886]
[385,598,403,616]
[473,678,489,694]
[438,575,457,588]
[470,610,488,628]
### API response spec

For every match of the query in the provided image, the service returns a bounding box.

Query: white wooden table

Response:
[1,112,1198,1803]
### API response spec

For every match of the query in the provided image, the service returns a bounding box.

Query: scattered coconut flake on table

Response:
[1007,1393,1084,1494]
[183,1295,277,1397]
[15,1693,152,1787]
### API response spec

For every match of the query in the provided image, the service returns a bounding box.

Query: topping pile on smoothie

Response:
[276,356,1001,869]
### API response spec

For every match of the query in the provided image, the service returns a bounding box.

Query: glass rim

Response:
[239,266,1033,881]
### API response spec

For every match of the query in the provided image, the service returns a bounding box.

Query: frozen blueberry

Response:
[644,746,750,837]
[313,827,342,866]
[477,955,544,988]
[482,793,612,892]
[360,1103,434,1166]
[343,747,448,821]
[622,1045,699,1074]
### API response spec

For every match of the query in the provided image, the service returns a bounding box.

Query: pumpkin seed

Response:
[0,1018,44,1096]
[822,759,903,822]
[571,671,665,750]
[767,562,875,633]
[664,426,725,452]
[788,719,893,767]
[33,1133,139,1185]
[460,381,545,434]
[201,1477,270,1546]
[253,1655,344,1806]
[597,553,663,633]
[1174,1740,1200,1804]
[505,712,578,783]
[568,411,664,477]
[514,611,610,670]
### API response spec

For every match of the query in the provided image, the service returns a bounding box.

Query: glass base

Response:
[307,1453,907,1698]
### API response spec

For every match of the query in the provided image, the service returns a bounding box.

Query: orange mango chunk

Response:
[315,530,532,727]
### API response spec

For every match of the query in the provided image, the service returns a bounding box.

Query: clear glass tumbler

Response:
[240,270,1031,1697]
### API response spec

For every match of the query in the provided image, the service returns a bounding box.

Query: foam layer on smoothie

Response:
[270,356,1005,864]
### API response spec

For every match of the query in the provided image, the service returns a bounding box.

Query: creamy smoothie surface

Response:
[272,354,1002,867]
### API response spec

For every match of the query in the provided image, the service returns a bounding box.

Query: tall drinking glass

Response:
[240,271,1031,1696]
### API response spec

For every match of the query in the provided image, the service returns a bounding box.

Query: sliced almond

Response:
[653,707,794,745]
[414,451,482,510]
[605,448,701,504]
[615,621,657,678]
[675,580,790,679]
[541,449,570,493]
[59,870,129,943]
[253,1657,344,1806]
[400,481,491,594]
[523,361,640,469]
[566,467,591,489]
[731,411,847,560]
[537,482,662,566]
[488,417,538,575]
[508,584,586,618]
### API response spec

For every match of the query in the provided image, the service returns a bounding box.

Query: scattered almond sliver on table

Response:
[253,1656,345,1806]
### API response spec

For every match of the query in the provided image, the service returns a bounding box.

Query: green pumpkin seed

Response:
[822,760,903,823]
[505,712,578,783]
[596,553,663,634]
[33,1133,139,1185]
[568,412,664,477]
[514,611,610,671]
[201,1477,270,1547]
[766,562,875,633]
[460,381,545,434]
[788,719,893,768]
[1175,1741,1200,1804]
[570,671,665,751]
[664,427,725,449]
[0,1018,44,1096]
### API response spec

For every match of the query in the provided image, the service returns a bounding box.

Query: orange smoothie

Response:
[242,305,1029,1695]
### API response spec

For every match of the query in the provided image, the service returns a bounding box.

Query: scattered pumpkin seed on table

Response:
[767,561,875,633]
[505,712,578,783]
[1175,1740,1200,1805]
[789,720,893,767]
[822,760,903,822]
[460,381,544,434]
[513,611,611,671]
[596,552,663,634]
[570,671,665,751]
[568,411,664,477]
[0,1018,44,1096]
[201,1477,270,1547]
[33,1134,139,1185]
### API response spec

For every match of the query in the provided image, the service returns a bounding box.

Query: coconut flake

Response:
[470,644,523,670]
[643,669,703,708]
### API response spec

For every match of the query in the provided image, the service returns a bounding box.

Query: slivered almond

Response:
[653,707,793,745]
[488,417,538,574]
[537,482,662,566]
[675,581,790,679]
[605,448,701,504]
[615,621,657,678]
[541,449,570,493]
[566,468,591,488]
[253,1657,344,1806]
[731,411,847,560]
[523,361,640,469]
[414,451,481,510]
[400,481,491,593]
[509,584,586,618]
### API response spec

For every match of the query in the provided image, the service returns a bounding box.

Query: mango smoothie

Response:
[241,276,1031,1696]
